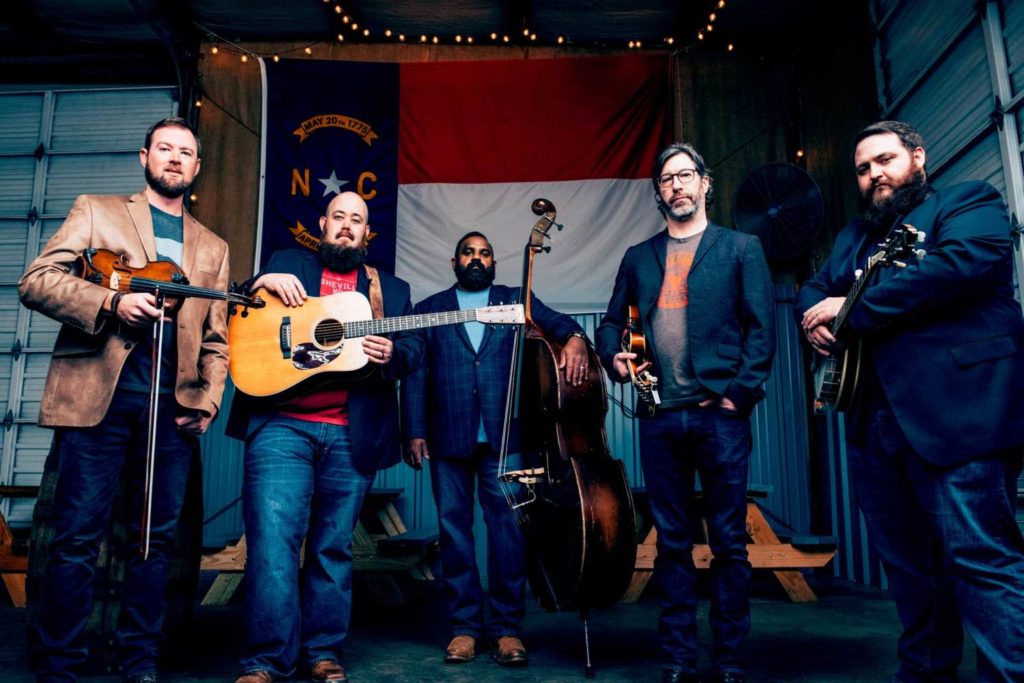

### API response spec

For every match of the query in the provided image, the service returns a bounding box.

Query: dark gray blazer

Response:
[596,224,776,415]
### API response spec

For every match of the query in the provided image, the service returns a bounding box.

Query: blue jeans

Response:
[34,389,194,682]
[849,407,1024,683]
[639,405,752,675]
[240,417,373,677]
[429,445,526,639]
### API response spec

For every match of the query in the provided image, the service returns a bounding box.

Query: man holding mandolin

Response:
[797,120,1024,683]
[227,190,423,683]
[596,142,775,683]
[19,117,229,683]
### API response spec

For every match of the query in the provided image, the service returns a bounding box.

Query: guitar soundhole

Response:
[313,319,344,349]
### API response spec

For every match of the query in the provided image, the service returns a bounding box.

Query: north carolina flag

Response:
[259,55,670,310]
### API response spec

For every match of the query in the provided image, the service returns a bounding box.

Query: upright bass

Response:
[498,199,637,677]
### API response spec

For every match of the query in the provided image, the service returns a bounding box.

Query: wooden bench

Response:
[0,485,39,608]
[623,487,836,604]
[200,488,437,606]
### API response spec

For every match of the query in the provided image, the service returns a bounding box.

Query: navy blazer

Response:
[401,284,584,459]
[226,249,423,474]
[795,181,1024,465]
[595,224,776,416]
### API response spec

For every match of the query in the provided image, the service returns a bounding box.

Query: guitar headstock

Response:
[477,303,526,325]
[867,223,926,269]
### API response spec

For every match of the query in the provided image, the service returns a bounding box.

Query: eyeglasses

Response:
[658,169,700,188]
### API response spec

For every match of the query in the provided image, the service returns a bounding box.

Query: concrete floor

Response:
[0,573,977,683]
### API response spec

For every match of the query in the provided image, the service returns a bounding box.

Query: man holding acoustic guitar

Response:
[227,190,423,683]
[797,120,1024,683]
[597,142,775,683]
[19,117,229,683]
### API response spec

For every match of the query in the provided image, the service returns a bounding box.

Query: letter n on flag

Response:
[259,55,670,310]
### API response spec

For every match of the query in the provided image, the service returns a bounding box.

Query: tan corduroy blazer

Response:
[18,190,230,428]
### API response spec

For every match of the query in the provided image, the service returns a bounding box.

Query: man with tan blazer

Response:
[19,117,229,683]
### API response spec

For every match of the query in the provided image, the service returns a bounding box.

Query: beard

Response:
[319,242,367,273]
[859,165,930,227]
[657,193,701,221]
[145,164,190,199]
[455,259,495,291]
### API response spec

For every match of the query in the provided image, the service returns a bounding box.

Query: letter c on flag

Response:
[357,171,378,200]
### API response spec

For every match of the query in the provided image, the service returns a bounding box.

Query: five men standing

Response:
[17,112,1024,683]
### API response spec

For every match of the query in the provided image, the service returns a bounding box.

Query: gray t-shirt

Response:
[650,231,709,407]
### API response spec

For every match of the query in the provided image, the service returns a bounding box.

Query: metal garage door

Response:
[0,86,176,527]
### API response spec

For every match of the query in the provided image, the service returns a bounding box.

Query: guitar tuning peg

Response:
[914,249,926,260]
[892,260,907,268]
[916,231,926,243]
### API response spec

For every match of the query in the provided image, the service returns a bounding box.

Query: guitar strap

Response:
[363,264,384,320]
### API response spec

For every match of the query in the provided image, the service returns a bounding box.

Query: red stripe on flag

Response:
[399,55,671,184]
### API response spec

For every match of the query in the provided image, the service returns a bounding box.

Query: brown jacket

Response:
[18,191,230,428]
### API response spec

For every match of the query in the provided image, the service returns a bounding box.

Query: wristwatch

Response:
[567,331,587,343]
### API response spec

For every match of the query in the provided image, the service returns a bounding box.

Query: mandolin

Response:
[621,304,660,416]
[812,223,925,412]
[228,288,524,397]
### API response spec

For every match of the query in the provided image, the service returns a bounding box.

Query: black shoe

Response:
[661,669,701,683]
[715,673,745,683]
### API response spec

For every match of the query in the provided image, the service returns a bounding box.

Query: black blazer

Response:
[596,224,776,415]
[226,249,423,474]
[796,181,1024,465]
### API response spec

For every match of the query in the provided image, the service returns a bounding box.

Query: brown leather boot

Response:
[310,660,347,682]
[444,635,477,663]
[495,636,528,666]
[235,672,274,683]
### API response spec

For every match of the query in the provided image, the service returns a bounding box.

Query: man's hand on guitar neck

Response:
[801,296,846,356]
[251,273,307,307]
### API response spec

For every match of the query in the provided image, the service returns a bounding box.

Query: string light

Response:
[666,37,674,45]
[523,28,530,37]
[718,0,725,6]
[467,36,474,43]
[727,43,734,51]
[210,45,219,54]
[420,34,427,42]
[194,98,202,108]
[304,46,312,54]
[432,35,439,44]
[502,35,509,42]
[385,29,392,37]
[333,5,341,13]
[698,32,704,40]
[273,54,280,62]
[337,33,344,42]
[710,13,717,21]
[455,35,462,43]
[190,193,198,203]
[240,54,248,62]
[530,33,536,41]
[557,36,564,44]
[398,34,405,41]
[351,22,358,30]
[490,32,497,40]
[363,28,369,36]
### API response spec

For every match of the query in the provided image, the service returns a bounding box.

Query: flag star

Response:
[318,170,348,197]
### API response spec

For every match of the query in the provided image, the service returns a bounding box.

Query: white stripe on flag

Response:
[395,178,663,312]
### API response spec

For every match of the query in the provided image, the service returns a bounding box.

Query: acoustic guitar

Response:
[229,288,524,397]
[812,223,925,412]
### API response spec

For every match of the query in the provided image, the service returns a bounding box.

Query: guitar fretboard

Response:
[343,308,492,337]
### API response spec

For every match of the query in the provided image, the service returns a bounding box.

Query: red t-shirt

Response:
[277,268,358,426]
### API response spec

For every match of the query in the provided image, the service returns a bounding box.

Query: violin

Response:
[76,247,261,560]
[498,198,636,678]
[78,248,263,312]
[621,304,661,416]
